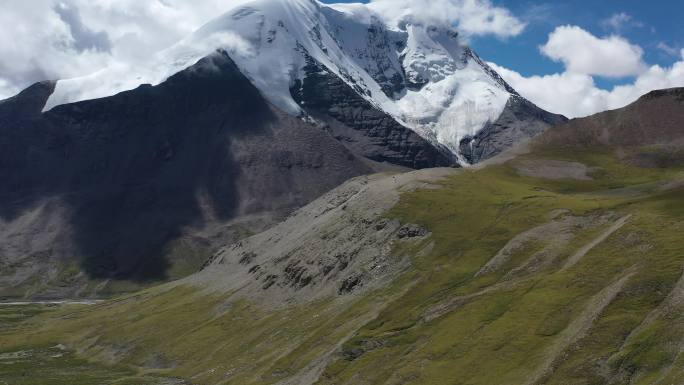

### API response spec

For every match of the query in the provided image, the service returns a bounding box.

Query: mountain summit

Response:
[44,0,564,164]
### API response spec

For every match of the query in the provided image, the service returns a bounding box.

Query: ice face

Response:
[44,0,512,159]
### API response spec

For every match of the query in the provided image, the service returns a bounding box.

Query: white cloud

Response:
[601,12,642,32]
[44,30,253,111]
[540,25,646,77]
[0,79,19,101]
[657,42,681,57]
[0,1,111,95]
[368,0,525,38]
[603,12,631,30]
[0,0,249,99]
[490,48,684,118]
[489,63,608,117]
[503,28,683,118]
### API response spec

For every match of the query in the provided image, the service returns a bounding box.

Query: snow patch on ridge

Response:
[43,0,512,159]
[43,30,254,112]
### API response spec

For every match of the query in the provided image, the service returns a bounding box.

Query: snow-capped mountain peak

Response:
[44,0,519,159]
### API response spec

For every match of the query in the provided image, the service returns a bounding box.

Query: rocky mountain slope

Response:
[0,52,384,298]
[0,0,564,297]
[1,87,682,385]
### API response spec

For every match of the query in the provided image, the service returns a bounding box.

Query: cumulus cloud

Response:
[490,48,684,118]
[541,25,646,77]
[368,0,526,37]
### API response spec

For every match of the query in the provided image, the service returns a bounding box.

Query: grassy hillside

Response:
[324,147,684,385]
[2,136,684,384]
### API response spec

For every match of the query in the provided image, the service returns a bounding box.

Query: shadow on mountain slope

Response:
[0,51,372,285]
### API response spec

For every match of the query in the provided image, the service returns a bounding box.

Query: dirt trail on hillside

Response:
[425,213,616,323]
[611,266,684,384]
[525,271,634,385]
[422,276,536,323]
[562,215,632,271]
[475,214,611,277]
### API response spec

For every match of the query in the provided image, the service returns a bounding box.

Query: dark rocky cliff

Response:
[292,56,457,169]
[459,96,568,164]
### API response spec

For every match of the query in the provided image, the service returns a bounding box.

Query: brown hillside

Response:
[539,88,684,149]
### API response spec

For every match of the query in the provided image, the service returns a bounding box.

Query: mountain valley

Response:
[1,88,683,384]
[0,1,682,384]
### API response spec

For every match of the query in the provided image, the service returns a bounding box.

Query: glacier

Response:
[43,0,514,159]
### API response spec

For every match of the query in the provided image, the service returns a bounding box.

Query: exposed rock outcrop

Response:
[292,56,457,169]
[192,168,454,306]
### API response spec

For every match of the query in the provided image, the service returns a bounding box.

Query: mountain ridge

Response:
[0,0,563,297]
[42,0,563,163]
